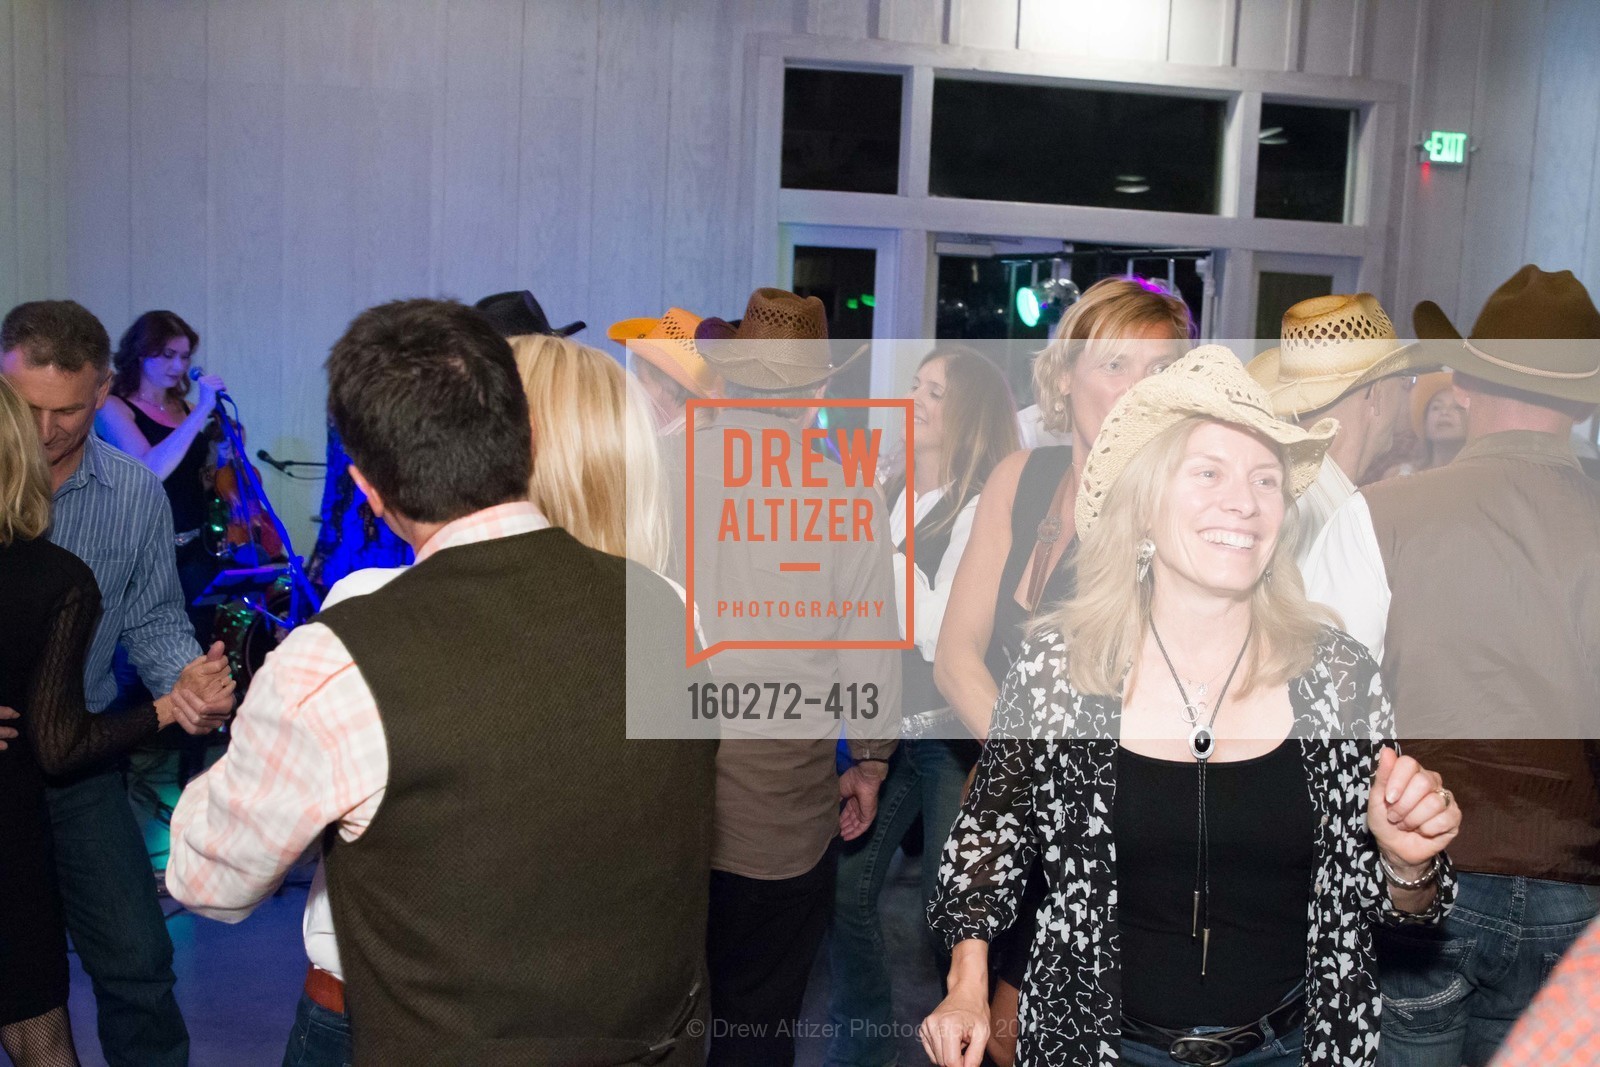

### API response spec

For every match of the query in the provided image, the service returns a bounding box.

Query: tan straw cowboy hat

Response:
[1077,345,1337,538]
[608,308,720,396]
[693,288,866,391]
[1413,265,1600,404]
[1246,293,1428,418]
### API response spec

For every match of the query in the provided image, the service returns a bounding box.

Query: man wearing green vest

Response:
[1305,266,1600,1067]
[169,299,716,1066]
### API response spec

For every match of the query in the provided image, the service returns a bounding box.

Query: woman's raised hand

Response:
[1367,746,1460,870]
[195,374,228,410]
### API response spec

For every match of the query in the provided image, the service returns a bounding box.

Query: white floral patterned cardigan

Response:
[928,626,1455,1066]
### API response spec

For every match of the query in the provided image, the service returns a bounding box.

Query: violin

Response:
[210,443,285,564]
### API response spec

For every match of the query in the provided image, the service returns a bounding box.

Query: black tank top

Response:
[127,400,213,534]
[984,446,1077,683]
[1116,740,1315,1026]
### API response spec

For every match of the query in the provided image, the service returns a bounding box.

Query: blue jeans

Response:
[1377,872,1600,1067]
[281,990,353,1067]
[45,768,187,1067]
[825,739,972,1067]
[1120,1025,1304,1066]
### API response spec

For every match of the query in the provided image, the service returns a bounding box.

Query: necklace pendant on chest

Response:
[1188,723,1215,762]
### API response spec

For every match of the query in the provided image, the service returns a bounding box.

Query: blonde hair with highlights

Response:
[510,335,670,572]
[0,375,52,545]
[1032,277,1194,437]
[1040,416,1333,697]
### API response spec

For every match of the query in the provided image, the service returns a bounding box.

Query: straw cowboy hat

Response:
[607,308,719,396]
[1246,293,1428,418]
[1413,265,1600,404]
[473,289,584,339]
[1077,345,1337,538]
[693,288,866,392]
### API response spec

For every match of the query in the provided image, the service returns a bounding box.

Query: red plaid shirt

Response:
[1491,914,1600,1066]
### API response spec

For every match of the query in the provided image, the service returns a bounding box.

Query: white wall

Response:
[1392,0,1600,331]
[5,0,1591,543]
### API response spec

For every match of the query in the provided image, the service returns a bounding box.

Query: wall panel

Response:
[1168,0,1232,66]
[1522,0,1600,274]
[438,0,521,300]
[1233,0,1293,72]
[1300,0,1357,76]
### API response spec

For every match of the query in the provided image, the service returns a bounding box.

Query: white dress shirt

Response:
[1292,457,1357,568]
[889,484,979,663]
[1302,491,1391,661]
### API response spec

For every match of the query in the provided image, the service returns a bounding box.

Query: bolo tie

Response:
[1148,620,1252,978]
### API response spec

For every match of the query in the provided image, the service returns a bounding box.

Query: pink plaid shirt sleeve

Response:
[166,502,548,922]
[165,622,388,922]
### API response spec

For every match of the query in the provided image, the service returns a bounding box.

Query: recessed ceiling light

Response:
[1115,183,1151,194]
[1116,174,1146,183]
[1258,126,1284,139]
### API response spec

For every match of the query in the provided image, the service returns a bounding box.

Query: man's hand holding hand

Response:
[166,641,236,735]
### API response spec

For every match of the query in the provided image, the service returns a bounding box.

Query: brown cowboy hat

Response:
[608,308,720,397]
[1413,265,1600,404]
[1245,293,1429,418]
[694,288,866,391]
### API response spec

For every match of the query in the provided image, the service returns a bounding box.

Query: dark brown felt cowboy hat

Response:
[694,288,866,391]
[1413,265,1600,404]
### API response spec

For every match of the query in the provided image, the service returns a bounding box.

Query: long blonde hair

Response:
[509,335,670,572]
[0,376,51,545]
[1031,277,1193,437]
[1041,416,1332,696]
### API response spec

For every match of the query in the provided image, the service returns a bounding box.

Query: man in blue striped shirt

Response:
[3,300,233,1067]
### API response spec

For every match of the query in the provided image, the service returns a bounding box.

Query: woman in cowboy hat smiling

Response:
[920,347,1461,1067]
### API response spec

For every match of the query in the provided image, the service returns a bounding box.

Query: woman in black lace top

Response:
[921,348,1462,1067]
[0,378,232,1066]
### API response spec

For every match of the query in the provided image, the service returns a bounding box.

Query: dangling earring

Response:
[1135,539,1155,582]
[1262,567,1274,585]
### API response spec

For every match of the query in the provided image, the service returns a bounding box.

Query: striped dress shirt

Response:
[48,433,200,712]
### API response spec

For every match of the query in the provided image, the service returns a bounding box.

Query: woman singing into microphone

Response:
[97,310,230,639]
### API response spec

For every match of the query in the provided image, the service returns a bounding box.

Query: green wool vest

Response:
[317,527,716,1066]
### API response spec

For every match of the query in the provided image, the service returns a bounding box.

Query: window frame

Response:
[749,34,1403,341]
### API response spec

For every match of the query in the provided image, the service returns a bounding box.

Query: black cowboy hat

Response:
[473,290,584,339]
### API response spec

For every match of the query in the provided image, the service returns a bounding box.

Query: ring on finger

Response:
[1435,787,1454,807]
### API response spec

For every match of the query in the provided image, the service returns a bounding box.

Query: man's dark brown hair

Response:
[327,299,531,524]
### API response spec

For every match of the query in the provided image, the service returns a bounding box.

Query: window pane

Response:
[930,79,1225,214]
[1256,271,1333,339]
[792,245,876,434]
[936,245,1207,401]
[782,69,902,194]
[1255,103,1354,222]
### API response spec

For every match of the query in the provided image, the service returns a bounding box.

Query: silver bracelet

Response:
[1380,853,1439,890]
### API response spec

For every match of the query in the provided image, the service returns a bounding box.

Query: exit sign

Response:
[1423,130,1468,165]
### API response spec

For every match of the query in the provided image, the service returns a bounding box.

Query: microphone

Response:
[256,449,290,473]
[187,366,231,402]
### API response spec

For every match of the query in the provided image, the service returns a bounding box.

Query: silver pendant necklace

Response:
[1148,618,1252,974]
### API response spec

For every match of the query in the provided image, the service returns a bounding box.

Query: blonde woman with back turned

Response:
[509,334,671,572]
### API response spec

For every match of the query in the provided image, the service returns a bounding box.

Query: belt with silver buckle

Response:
[901,707,958,739]
[1121,994,1305,1066]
